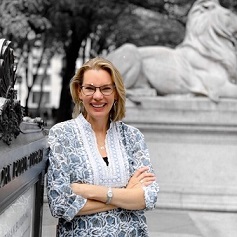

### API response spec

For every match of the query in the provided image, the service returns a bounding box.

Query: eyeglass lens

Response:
[81,84,114,95]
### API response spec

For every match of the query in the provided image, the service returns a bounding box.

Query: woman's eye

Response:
[102,86,111,91]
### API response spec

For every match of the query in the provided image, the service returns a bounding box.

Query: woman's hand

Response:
[71,183,92,198]
[126,167,156,189]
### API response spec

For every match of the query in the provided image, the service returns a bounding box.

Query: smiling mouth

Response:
[91,103,106,108]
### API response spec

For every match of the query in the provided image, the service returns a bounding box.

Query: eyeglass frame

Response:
[80,84,116,96]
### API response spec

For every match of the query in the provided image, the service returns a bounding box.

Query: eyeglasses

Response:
[80,84,115,96]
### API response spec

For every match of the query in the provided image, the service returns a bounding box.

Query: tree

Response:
[0,0,58,115]
[51,0,130,122]
[1,0,235,121]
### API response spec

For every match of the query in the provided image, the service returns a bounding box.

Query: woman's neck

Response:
[86,116,109,133]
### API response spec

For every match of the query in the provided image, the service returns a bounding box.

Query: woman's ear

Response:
[78,87,82,100]
[79,93,82,100]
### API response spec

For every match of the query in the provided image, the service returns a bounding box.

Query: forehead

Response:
[83,69,113,85]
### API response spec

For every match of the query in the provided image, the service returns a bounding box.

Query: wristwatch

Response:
[106,187,113,204]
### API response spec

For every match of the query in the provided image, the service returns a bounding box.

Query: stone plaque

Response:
[0,186,34,237]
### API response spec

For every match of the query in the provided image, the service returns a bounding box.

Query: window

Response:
[34,75,51,85]
[32,91,50,105]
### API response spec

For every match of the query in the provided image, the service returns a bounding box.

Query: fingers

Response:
[133,166,149,178]
[138,170,155,181]
[126,167,156,189]
[133,167,156,183]
[139,176,156,187]
[137,167,156,187]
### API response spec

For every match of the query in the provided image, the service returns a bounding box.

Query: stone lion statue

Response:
[107,0,237,102]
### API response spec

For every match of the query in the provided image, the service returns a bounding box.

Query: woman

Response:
[47,57,159,236]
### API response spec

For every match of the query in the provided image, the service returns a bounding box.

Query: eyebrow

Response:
[84,84,113,86]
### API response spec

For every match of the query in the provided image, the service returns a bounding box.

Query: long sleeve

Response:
[47,122,87,221]
[120,123,159,210]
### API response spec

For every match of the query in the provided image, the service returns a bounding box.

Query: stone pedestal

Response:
[0,121,48,237]
[124,96,237,211]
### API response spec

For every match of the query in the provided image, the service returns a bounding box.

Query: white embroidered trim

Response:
[75,114,129,188]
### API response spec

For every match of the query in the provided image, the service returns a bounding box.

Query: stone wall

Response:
[124,96,237,211]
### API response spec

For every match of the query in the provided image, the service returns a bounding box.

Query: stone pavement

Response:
[42,203,237,237]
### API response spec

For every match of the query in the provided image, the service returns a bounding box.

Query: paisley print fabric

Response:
[47,114,159,236]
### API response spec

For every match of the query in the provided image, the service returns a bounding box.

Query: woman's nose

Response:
[93,88,103,98]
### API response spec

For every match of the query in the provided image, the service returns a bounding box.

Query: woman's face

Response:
[79,69,117,123]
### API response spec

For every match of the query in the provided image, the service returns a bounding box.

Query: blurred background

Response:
[0,1,236,236]
[0,0,236,127]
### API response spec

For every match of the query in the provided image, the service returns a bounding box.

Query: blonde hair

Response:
[70,57,126,121]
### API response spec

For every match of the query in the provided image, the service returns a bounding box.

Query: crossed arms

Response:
[71,166,156,215]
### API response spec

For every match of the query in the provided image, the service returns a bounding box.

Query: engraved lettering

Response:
[0,165,11,188]
[0,149,44,189]
[12,157,28,179]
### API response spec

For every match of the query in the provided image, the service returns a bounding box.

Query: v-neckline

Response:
[75,114,130,188]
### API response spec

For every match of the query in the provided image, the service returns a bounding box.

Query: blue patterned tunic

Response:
[47,114,159,236]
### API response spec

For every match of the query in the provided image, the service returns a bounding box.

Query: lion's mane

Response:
[179,0,237,80]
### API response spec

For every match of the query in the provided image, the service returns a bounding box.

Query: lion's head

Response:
[180,0,237,81]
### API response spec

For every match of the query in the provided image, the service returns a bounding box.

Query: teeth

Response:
[93,104,105,108]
